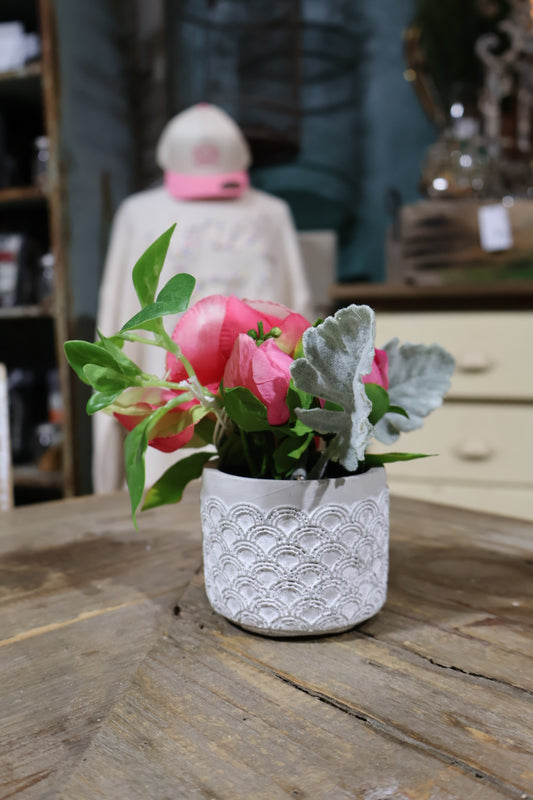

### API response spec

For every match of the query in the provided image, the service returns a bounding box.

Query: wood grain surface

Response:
[1,487,532,799]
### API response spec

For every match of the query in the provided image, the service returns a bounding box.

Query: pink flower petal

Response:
[114,410,195,453]
[244,298,294,320]
[276,312,312,355]
[223,335,292,425]
[218,296,280,361]
[166,294,229,384]
[363,348,389,389]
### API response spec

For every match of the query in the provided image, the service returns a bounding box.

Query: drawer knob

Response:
[457,352,493,373]
[456,439,494,461]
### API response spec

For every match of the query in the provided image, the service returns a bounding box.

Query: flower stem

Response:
[160,330,196,380]
[307,448,331,480]
[239,428,257,476]
[121,329,196,381]
[121,332,167,349]
[139,374,192,392]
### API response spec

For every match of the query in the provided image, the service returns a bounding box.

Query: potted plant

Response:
[65,225,455,637]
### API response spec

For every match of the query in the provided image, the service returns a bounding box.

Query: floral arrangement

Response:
[65,226,455,522]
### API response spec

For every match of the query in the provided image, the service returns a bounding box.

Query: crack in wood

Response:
[424,656,533,696]
[267,668,532,800]
[358,629,533,700]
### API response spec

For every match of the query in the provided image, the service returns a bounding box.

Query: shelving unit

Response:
[0,0,74,504]
[0,0,140,503]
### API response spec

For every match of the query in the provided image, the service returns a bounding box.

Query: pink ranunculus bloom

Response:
[165,294,311,387]
[223,333,294,425]
[362,348,389,390]
[113,387,197,453]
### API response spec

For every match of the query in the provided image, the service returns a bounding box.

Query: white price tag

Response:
[478,204,513,252]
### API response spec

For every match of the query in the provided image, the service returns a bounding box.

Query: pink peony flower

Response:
[114,296,310,451]
[363,348,389,389]
[166,294,310,387]
[113,387,197,453]
[223,333,294,425]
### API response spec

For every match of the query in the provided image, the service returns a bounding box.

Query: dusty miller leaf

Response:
[290,304,376,471]
[374,338,455,445]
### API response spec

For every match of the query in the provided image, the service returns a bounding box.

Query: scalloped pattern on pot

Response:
[201,489,389,636]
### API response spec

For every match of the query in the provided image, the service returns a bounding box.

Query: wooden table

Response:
[1,486,532,799]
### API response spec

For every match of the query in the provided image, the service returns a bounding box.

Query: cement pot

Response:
[200,464,389,637]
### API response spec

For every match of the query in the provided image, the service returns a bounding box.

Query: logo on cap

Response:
[193,143,220,166]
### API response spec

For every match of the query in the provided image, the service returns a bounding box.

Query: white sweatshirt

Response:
[92,186,312,494]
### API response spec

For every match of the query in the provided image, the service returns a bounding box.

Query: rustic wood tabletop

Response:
[1,485,532,799]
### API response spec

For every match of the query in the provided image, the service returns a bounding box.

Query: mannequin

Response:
[93,103,312,493]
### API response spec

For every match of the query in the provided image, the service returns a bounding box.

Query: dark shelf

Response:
[0,304,53,320]
[0,61,41,84]
[13,464,64,489]
[0,185,47,206]
[330,281,533,312]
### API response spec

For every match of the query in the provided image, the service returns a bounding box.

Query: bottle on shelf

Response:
[32,135,50,192]
[37,251,55,304]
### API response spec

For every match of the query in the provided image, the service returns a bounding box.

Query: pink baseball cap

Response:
[156,103,251,200]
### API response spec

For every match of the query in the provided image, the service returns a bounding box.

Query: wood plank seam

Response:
[0,585,183,648]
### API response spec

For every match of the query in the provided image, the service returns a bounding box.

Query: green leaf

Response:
[273,432,314,474]
[64,340,120,385]
[286,382,314,413]
[123,393,197,522]
[364,383,390,426]
[86,390,122,414]
[286,417,314,438]
[156,272,196,307]
[363,452,433,468]
[96,330,142,379]
[120,273,196,333]
[363,385,409,425]
[120,306,167,334]
[83,364,136,393]
[389,405,409,418]
[132,223,177,308]
[188,416,216,447]
[323,400,343,412]
[291,305,376,471]
[223,386,272,432]
[142,452,215,511]
[124,419,150,526]
[284,382,314,437]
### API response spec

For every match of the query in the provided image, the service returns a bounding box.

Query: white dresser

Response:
[372,311,533,522]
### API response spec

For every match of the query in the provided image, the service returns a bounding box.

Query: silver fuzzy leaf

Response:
[374,338,455,445]
[290,305,376,471]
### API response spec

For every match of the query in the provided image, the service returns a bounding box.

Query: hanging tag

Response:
[478,204,513,252]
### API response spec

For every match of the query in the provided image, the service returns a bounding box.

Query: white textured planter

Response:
[200,465,389,637]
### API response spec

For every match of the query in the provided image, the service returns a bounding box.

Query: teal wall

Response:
[167,0,437,283]
[251,2,437,282]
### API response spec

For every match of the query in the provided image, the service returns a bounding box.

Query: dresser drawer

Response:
[386,480,533,522]
[375,312,533,401]
[370,403,533,487]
